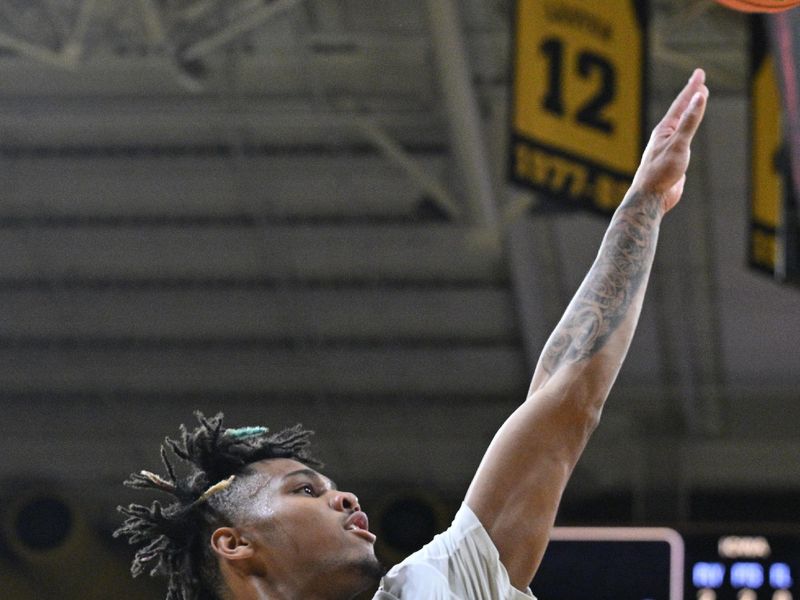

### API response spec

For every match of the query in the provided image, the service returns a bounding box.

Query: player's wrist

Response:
[619,186,668,218]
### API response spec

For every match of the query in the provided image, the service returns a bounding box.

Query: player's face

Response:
[235,458,383,596]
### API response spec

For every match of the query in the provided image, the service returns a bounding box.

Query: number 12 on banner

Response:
[510,0,648,214]
[539,38,616,135]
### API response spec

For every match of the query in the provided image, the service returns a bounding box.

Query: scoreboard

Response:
[686,533,799,600]
[531,528,799,599]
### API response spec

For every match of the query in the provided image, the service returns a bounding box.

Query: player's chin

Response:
[351,555,387,589]
[345,537,382,571]
[327,555,385,600]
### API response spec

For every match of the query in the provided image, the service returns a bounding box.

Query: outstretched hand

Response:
[631,68,709,214]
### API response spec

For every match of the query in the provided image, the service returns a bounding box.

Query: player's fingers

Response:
[662,68,706,125]
[673,87,708,146]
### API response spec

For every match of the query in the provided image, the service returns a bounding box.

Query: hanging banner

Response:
[750,17,785,276]
[509,0,647,214]
[756,13,800,284]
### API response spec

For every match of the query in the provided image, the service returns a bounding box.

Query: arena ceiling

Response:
[0,0,797,524]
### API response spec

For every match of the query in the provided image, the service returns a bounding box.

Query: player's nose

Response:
[330,491,360,513]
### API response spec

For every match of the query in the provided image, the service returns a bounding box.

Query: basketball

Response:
[714,0,800,11]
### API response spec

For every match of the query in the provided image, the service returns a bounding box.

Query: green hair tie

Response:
[227,426,269,439]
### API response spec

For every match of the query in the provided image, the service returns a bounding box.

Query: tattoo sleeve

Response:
[539,192,662,375]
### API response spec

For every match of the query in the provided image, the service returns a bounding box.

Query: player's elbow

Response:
[561,399,603,449]
[583,399,604,433]
[544,376,608,438]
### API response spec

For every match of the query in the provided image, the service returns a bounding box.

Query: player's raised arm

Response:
[464,69,709,591]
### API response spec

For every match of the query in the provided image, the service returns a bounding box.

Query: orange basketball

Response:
[715,0,800,11]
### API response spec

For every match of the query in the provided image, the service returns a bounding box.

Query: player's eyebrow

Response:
[281,468,338,491]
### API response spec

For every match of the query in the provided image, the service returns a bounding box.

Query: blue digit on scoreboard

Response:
[693,562,725,588]
[731,562,764,589]
[771,563,794,589]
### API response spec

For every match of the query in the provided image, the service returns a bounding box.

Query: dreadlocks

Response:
[114,411,322,600]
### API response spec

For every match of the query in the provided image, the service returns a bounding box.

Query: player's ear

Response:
[210,526,255,561]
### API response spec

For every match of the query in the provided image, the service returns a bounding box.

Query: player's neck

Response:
[228,573,350,600]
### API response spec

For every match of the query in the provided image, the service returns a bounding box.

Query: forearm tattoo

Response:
[540,192,661,374]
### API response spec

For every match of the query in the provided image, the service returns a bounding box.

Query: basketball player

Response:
[116,69,709,599]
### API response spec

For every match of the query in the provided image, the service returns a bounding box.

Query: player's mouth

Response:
[344,511,377,543]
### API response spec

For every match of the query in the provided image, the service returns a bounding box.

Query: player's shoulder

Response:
[377,560,452,599]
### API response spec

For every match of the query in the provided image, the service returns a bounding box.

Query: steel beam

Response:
[425,0,498,228]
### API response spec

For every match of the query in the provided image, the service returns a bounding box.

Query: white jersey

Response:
[373,503,536,600]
